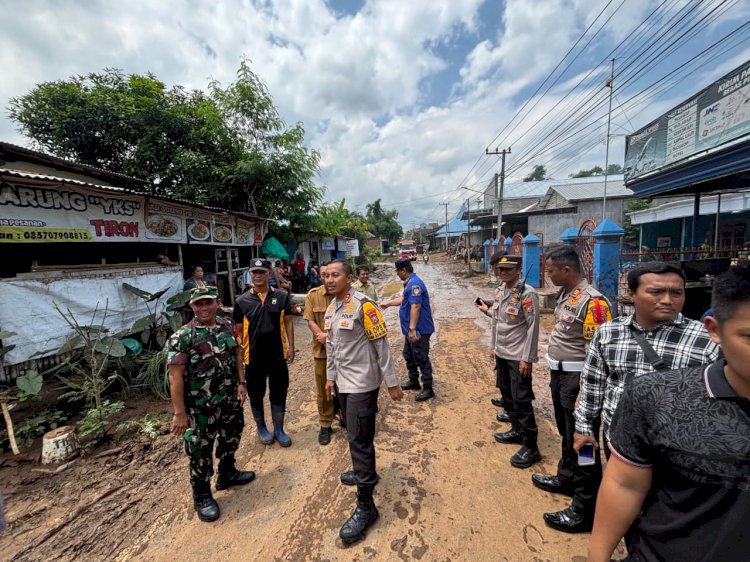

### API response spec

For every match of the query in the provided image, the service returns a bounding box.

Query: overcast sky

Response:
[2,0,749,228]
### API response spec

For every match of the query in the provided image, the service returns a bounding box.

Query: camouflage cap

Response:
[189,285,219,303]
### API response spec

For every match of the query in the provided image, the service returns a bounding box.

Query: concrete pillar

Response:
[592,219,625,313]
[522,233,542,288]
[560,227,578,246]
[483,239,490,273]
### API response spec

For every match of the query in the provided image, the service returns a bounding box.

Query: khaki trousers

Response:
[315,358,334,427]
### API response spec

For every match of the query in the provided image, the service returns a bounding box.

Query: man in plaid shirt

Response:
[543,262,720,534]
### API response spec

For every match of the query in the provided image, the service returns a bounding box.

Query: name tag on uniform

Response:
[340,313,354,320]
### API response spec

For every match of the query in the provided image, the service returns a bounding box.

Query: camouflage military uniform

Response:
[166,317,244,486]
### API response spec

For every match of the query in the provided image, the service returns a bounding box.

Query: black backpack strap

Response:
[629,325,670,371]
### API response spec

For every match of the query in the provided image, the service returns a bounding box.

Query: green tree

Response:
[606,163,623,175]
[365,199,402,244]
[623,198,654,243]
[570,165,603,178]
[8,60,323,218]
[523,164,547,182]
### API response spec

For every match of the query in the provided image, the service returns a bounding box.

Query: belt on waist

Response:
[546,355,584,372]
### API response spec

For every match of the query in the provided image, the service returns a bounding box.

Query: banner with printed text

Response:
[624,59,750,182]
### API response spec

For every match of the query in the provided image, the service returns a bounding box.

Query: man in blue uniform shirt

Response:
[382,258,436,401]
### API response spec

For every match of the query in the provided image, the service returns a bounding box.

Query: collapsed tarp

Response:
[0,269,183,368]
[260,236,290,260]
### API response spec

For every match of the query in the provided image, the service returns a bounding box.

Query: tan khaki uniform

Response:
[489,281,540,363]
[303,286,334,426]
[546,280,612,368]
[352,279,378,301]
[325,290,398,393]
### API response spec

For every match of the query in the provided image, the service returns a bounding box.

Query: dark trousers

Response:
[571,416,603,515]
[246,358,289,410]
[496,356,538,448]
[339,389,379,487]
[403,334,433,386]
[550,369,581,487]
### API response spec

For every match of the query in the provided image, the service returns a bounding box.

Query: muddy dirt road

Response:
[2,260,623,561]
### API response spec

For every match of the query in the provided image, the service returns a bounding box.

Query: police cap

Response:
[395,258,412,270]
[493,255,522,269]
[249,259,272,272]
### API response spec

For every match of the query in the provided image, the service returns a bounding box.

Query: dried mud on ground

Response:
[1,258,626,561]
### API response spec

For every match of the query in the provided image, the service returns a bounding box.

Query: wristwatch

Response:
[238,381,247,386]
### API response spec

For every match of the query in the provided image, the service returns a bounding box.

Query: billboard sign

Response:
[625,59,750,183]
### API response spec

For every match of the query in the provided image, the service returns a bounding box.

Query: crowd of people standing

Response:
[165,247,749,559]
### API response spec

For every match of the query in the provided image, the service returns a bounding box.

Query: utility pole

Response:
[439,202,449,251]
[486,147,511,241]
[465,197,471,264]
[602,58,614,221]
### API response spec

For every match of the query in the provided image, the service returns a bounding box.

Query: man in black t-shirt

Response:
[588,263,750,562]
[233,259,295,447]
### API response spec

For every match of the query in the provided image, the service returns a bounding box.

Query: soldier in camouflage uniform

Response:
[166,286,255,523]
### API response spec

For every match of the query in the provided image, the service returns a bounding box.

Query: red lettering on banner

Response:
[89,219,139,238]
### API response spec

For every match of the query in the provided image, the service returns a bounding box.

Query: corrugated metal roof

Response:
[0,168,262,220]
[499,174,626,199]
[549,178,631,201]
[0,141,145,184]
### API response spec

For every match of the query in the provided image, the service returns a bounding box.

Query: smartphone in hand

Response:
[578,443,596,466]
[474,297,483,306]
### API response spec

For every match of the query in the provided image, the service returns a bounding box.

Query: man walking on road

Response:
[588,263,750,562]
[478,254,542,468]
[166,286,255,523]
[545,262,720,534]
[531,247,611,506]
[303,262,337,445]
[324,259,404,544]
[233,259,296,447]
[381,258,435,402]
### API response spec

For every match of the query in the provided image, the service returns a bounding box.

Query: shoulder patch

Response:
[583,298,612,340]
[362,301,388,340]
[412,284,422,297]
[522,297,535,316]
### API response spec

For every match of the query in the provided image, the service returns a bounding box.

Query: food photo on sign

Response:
[212,223,234,244]
[186,219,211,242]
[144,213,182,241]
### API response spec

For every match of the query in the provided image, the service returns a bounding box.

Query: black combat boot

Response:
[415,385,434,402]
[496,411,511,423]
[215,456,256,490]
[340,471,380,486]
[494,420,523,444]
[271,404,292,447]
[252,407,274,445]
[491,396,505,408]
[400,379,421,391]
[339,486,379,544]
[192,481,220,522]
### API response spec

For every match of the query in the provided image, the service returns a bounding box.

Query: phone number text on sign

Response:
[0,227,93,242]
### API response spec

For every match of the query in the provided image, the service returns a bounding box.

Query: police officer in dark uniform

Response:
[478,253,542,468]
[531,247,611,530]
[381,258,436,402]
[166,286,255,522]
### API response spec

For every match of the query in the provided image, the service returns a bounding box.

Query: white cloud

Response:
[1,0,747,229]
